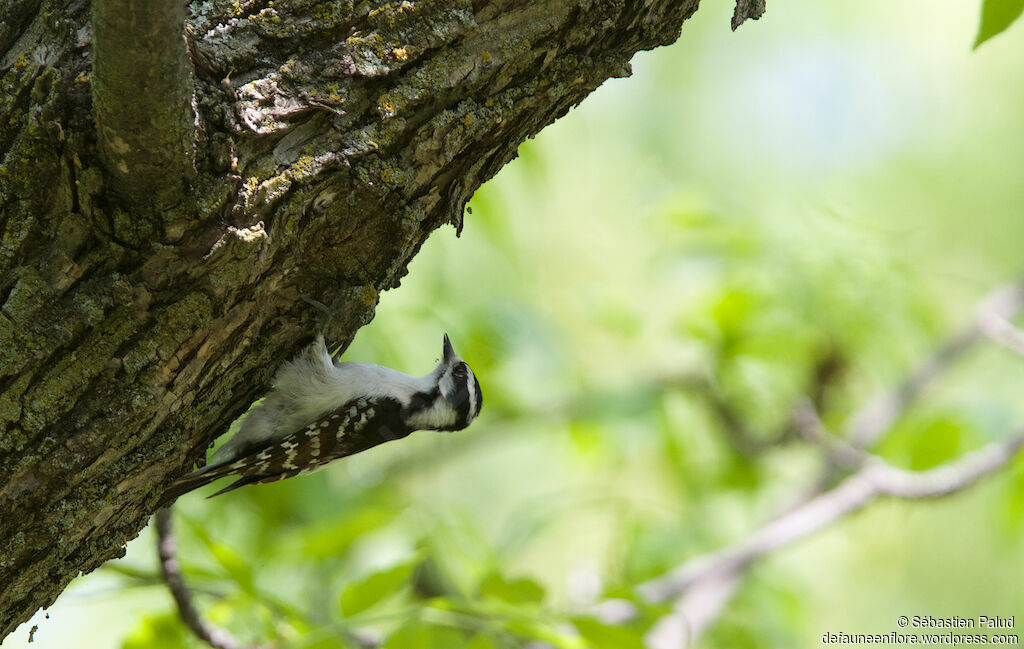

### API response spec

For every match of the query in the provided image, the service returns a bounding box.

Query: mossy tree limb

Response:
[0,0,710,638]
[92,0,196,217]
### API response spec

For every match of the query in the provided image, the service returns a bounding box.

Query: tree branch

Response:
[154,508,248,649]
[978,307,1024,357]
[793,399,867,471]
[621,278,1024,647]
[638,433,1024,606]
[91,0,195,217]
[846,279,1024,448]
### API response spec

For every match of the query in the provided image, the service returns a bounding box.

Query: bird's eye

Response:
[453,364,467,378]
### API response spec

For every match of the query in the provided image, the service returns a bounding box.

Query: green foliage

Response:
[121,614,193,649]
[303,506,400,560]
[975,0,1024,47]
[477,573,545,605]
[878,412,974,470]
[384,621,467,649]
[463,635,500,649]
[339,562,415,617]
[999,452,1024,536]
[571,617,646,649]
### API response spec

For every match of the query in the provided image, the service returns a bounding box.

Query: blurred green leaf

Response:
[425,595,576,647]
[301,636,353,649]
[907,417,965,470]
[705,620,761,649]
[710,289,756,349]
[975,0,1024,47]
[411,554,463,600]
[998,450,1024,537]
[620,520,692,585]
[303,507,397,560]
[464,634,500,649]
[208,541,255,593]
[185,519,257,595]
[571,617,645,649]
[339,562,415,617]
[478,572,545,605]
[500,617,579,648]
[385,621,467,649]
[706,576,808,649]
[879,413,969,471]
[121,613,192,649]
[568,419,609,464]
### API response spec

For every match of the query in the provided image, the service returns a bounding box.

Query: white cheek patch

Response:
[438,369,457,402]
[407,397,457,430]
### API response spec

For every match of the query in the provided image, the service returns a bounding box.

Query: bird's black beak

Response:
[442,333,455,363]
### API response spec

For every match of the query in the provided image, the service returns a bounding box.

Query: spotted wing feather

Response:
[162,397,412,503]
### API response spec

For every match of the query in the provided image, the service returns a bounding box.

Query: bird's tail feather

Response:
[157,460,246,507]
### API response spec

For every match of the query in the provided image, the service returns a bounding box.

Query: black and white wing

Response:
[161,396,412,503]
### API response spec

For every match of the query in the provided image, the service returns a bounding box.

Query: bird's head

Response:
[429,334,483,431]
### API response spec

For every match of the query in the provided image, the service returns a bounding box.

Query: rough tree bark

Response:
[0,0,739,638]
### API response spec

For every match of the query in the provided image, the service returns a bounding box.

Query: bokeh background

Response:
[7,1,1024,647]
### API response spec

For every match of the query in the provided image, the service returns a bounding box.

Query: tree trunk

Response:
[0,0,707,637]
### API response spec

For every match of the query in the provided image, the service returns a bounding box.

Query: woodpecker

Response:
[162,334,482,503]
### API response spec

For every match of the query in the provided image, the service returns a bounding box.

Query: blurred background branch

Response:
[638,429,1024,647]
[155,509,248,649]
[846,280,1024,448]
[638,433,1024,620]
[629,278,1024,647]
